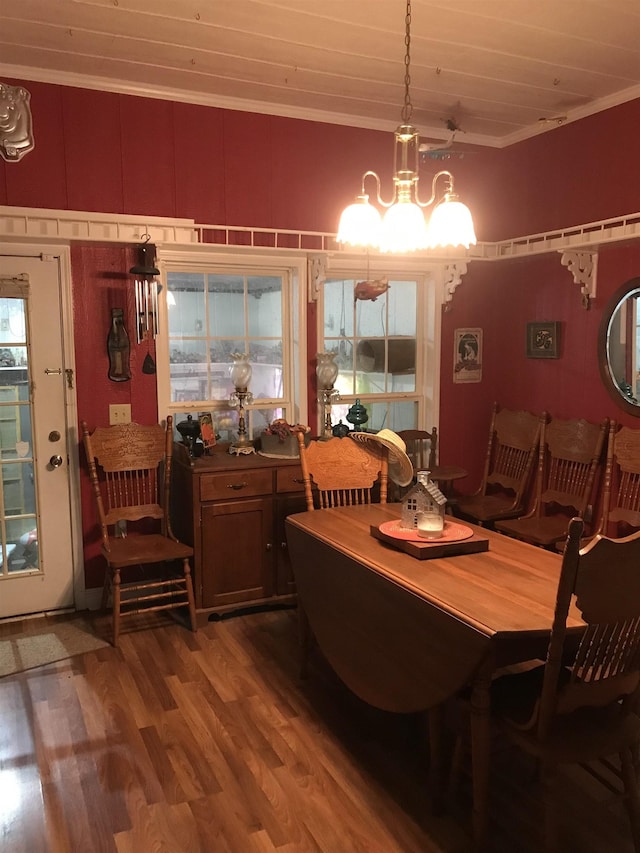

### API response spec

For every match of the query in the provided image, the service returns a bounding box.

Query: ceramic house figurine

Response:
[400,470,447,536]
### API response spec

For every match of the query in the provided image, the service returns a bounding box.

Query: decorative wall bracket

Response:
[442,262,468,311]
[560,250,598,308]
[308,253,328,302]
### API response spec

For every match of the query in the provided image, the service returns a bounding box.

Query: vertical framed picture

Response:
[453,328,482,383]
[526,321,560,358]
[198,412,217,449]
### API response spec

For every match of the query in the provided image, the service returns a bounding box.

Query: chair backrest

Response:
[397,428,437,473]
[597,421,640,535]
[532,415,608,521]
[296,432,388,510]
[536,517,640,740]
[82,417,175,547]
[478,402,541,500]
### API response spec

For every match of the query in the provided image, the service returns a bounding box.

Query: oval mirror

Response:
[598,276,640,415]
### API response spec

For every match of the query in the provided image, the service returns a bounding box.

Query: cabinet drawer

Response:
[276,465,305,494]
[200,469,273,501]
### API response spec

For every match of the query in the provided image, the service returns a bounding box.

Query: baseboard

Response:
[208,602,297,622]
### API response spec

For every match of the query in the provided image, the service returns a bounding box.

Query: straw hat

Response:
[350,429,414,487]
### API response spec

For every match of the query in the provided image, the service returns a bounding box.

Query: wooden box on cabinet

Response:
[171,443,307,620]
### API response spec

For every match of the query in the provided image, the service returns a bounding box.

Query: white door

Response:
[0,249,76,618]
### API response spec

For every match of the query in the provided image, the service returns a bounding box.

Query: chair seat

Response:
[103,534,193,568]
[493,666,640,764]
[495,514,572,546]
[456,493,522,523]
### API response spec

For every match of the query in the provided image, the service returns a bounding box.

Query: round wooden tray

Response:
[378,519,474,544]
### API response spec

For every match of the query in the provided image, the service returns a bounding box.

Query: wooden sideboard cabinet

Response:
[171,443,307,620]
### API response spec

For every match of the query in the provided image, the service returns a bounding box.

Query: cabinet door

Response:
[275,493,308,596]
[201,497,274,609]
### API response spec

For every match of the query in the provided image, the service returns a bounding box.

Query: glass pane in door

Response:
[0,297,37,575]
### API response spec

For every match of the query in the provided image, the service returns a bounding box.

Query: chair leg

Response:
[100,567,111,611]
[470,666,493,851]
[112,567,121,647]
[182,557,198,633]
[447,731,466,806]
[620,746,640,853]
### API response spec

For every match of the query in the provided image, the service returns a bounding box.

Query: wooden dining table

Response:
[285,503,584,849]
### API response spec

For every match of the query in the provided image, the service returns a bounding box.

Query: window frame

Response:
[316,256,442,433]
[156,248,307,431]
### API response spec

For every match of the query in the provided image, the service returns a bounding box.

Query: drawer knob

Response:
[281,541,287,550]
[266,542,273,551]
[227,481,248,490]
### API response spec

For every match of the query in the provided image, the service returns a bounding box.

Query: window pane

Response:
[248,277,282,337]
[3,461,35,516]
[168,273,205,338]
[250,406,291,440]
[324,280,354,337]
[335,346,355,396]
[170,341,208,403]
[167,268,288,414]
[5,518,38,573]
[208,275,245,337]
[0,298,27,344]
[356,291,387,338]
[388,280,417,335]
[250,343,283,400]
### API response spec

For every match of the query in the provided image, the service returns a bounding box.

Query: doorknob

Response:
[49,455,63,468]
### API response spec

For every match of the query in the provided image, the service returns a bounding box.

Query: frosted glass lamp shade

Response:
[229,352,252,389]
[316,352,339,389]
[337,198,382,249]
[426,198,477,249]
[380,201,429,253]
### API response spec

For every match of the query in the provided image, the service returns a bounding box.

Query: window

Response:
[156,252,306,441]
[319,271,437,432]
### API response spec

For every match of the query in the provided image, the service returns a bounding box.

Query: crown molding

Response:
[8,63,638,150]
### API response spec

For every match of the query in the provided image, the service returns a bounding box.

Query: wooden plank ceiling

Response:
[0,0,639,147]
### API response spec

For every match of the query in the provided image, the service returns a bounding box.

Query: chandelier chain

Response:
[402,0,413,123]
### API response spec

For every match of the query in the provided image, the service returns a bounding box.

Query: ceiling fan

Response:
[418,118,470,161]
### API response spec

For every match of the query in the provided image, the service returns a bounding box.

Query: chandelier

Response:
[337,1,476,253]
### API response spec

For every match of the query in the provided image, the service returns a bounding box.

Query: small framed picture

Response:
[527,321,560,359]
[198,412,217,449]
[453,328,482,383]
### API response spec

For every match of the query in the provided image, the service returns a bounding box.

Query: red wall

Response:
[439,245,640,491]
[1,77,639,587]
[71,244,160,587]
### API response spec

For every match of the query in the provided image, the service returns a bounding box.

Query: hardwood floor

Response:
[0,607,635,852]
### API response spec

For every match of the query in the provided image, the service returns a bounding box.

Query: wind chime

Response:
[130,234,159,374]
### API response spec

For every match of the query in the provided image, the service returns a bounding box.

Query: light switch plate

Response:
[109,404,131,425]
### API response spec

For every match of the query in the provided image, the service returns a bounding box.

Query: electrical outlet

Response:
[109,404,131,425]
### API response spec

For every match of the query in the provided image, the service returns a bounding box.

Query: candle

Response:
[417,510,444,539]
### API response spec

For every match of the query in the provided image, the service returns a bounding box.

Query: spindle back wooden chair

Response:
[294,431,388,679]
[456,403,542,526]
[296,433,388,510]
[597,421,640,536]
[473,517,640,851]
[393,428,437,500]
[82,416,197,646]
[397,428,438,472]
[495,416,608,548]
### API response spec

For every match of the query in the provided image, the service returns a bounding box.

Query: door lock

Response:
[49,455,63,468]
